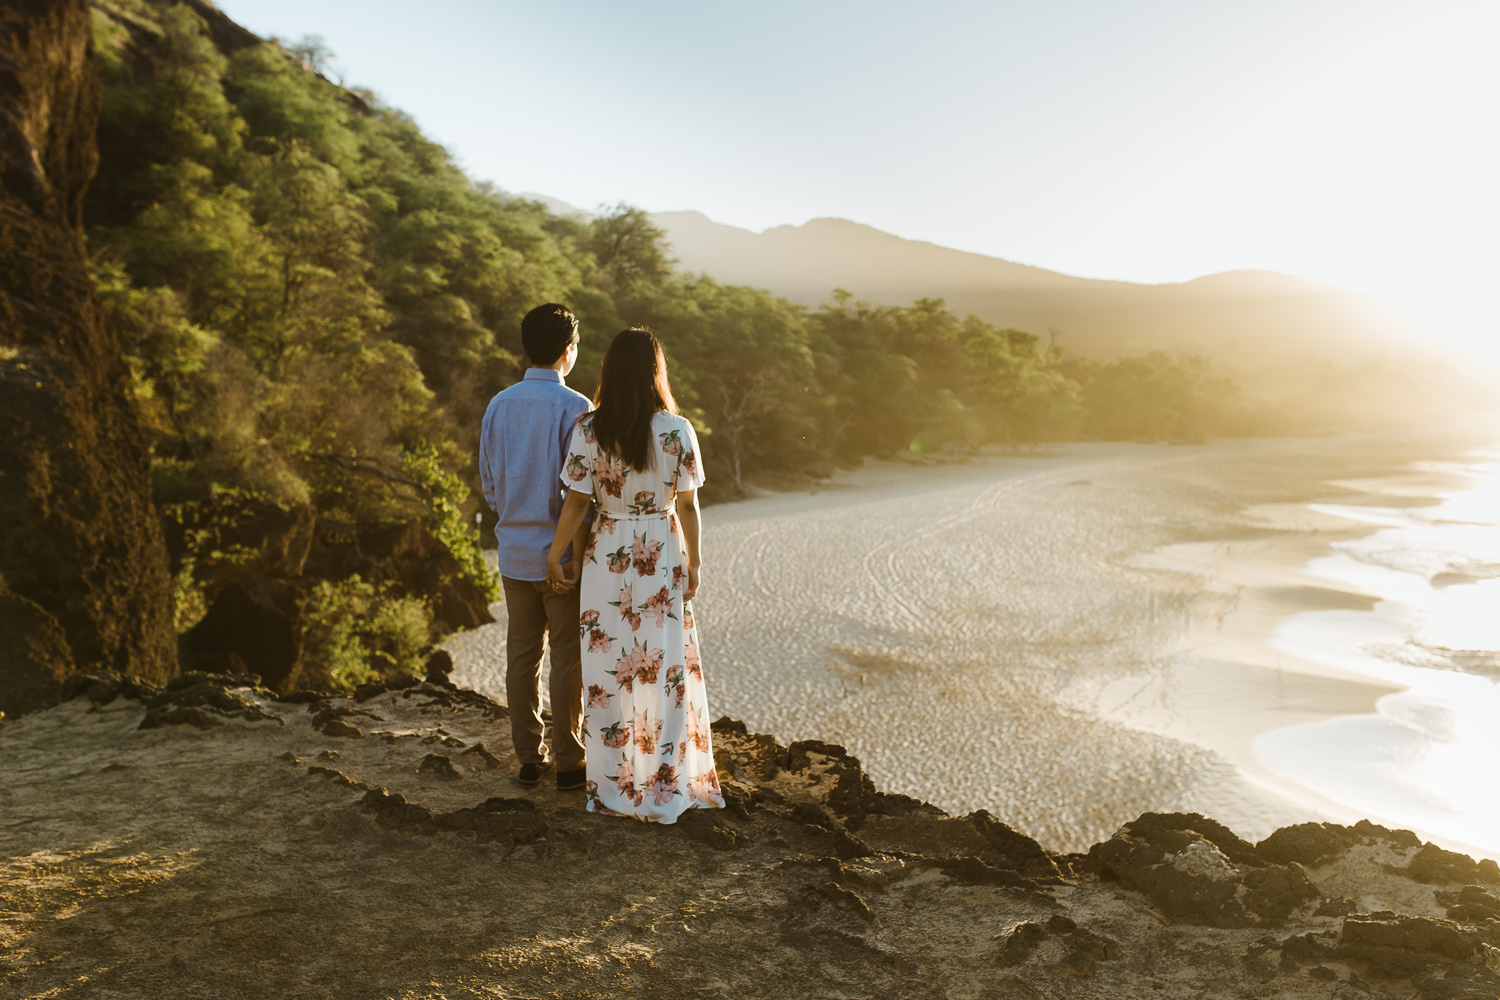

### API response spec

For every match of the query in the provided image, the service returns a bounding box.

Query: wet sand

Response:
[448,428,1492,853]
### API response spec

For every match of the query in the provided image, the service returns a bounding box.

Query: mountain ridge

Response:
[629,207,1414,361]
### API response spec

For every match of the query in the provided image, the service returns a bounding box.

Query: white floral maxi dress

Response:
[561,410,725,822]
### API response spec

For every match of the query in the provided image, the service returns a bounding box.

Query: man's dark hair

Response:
[521,303,579,366]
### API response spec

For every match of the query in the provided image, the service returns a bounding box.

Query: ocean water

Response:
[1258,448,1500,858]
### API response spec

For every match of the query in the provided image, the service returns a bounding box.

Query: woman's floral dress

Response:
[561,410,725,822]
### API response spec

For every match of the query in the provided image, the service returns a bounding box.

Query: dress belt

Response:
[602,507,674,521]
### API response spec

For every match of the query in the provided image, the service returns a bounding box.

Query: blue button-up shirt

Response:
[479,369,592,581]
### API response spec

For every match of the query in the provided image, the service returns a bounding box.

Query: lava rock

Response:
[321,719,363,739]
[139,673,280,729]
[996,921,1047,967]
[1408,843,1500,887]
[1256,822,1357,867]
[1445,885,1500,923]
[360,788,435,834]
[676,809,749,850]
[431,797,546,844]
[1243,861,1318,920]
[1086,812,1323,929]
[459,742,503,770]
[418,754,463,779]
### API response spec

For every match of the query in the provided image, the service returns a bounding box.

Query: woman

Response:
[546,328,724,821]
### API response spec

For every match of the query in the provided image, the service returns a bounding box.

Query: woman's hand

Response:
[547,556,577,593]
[684,563,701,603]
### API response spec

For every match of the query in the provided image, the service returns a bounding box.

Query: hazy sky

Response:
[221,0,1500,365]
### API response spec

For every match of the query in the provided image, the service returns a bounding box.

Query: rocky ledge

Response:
[1,673,1497,1000]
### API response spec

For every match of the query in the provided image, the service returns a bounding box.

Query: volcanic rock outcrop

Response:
[0,0,175,717]
[4,674,1498,999]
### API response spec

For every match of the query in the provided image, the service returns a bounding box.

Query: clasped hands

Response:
[546,557,580,593]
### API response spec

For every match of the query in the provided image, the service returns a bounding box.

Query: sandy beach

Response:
[448,427,1498,854]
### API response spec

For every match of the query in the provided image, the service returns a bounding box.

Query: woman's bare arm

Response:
[547,490,593,592]
[676,488,701,602]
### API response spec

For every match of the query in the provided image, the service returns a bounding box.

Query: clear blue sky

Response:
[220,0,1500,365]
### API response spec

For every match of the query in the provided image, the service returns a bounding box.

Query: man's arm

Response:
[479,403,499,513]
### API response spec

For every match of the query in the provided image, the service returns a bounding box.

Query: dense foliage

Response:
[86,0,1252,682]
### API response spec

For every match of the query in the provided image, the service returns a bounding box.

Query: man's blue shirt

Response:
[479,369,592,581]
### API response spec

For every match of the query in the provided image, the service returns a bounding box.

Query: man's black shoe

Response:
[518,760,553,787]
[556,768,587,791]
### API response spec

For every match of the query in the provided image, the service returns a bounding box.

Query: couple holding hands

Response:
[479,304,724,823]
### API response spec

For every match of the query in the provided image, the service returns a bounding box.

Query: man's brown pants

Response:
[501,576,585,771]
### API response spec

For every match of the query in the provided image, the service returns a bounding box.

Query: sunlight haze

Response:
[220,0,1500,368]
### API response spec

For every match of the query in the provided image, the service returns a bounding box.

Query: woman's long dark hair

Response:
[591,327,678,471]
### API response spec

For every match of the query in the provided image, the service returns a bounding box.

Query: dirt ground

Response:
[3,679,1497,1000]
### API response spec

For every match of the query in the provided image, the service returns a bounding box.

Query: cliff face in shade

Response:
[0,0,175,716]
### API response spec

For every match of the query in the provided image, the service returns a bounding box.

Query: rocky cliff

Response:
[0,0,175,717]
[2,673,1497,999]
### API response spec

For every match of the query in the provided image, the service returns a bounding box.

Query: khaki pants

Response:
[502,576,584,770]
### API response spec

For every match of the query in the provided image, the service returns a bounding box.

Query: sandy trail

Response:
[449,429,1489,852]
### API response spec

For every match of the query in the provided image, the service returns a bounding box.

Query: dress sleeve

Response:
[669,417,705,493]
[560,416,594,496]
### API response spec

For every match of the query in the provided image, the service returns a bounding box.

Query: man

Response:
[479,303,592,790]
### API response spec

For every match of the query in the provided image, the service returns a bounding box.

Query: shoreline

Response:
[449,425,1499,854]
[1068,435,1500,858]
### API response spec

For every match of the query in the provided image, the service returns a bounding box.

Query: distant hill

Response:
[646,210,1418,364]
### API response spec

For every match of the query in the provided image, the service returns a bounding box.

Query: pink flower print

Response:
[613,758,643,806]
[632,711,662,755]
[611,647,636,692]
[634,643,663,685]
[684,607,695,630]
[595,511,617,536]
[671,565,683,591]
[686,707,710,752]
[581,416,597,444]
[631,535,663,576]
[659,429,683,457]
[581,609,600,630]
[587,684,612,709]
[605,546,630,574]
[666,664,685,708]
[682,450,697,477]
[646,762,679,806]
[669,513,678,533]
[588,627,612,653]
[610,582,641,631]
[643,586,673,627]
[600,720,631,749]
[583,528,597,563]
[684,642,702,681]
[630,489,657,515]
[584,779,600,807]
[593,454,626,498]
[565,453,589,482]
[689,770,722,806]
